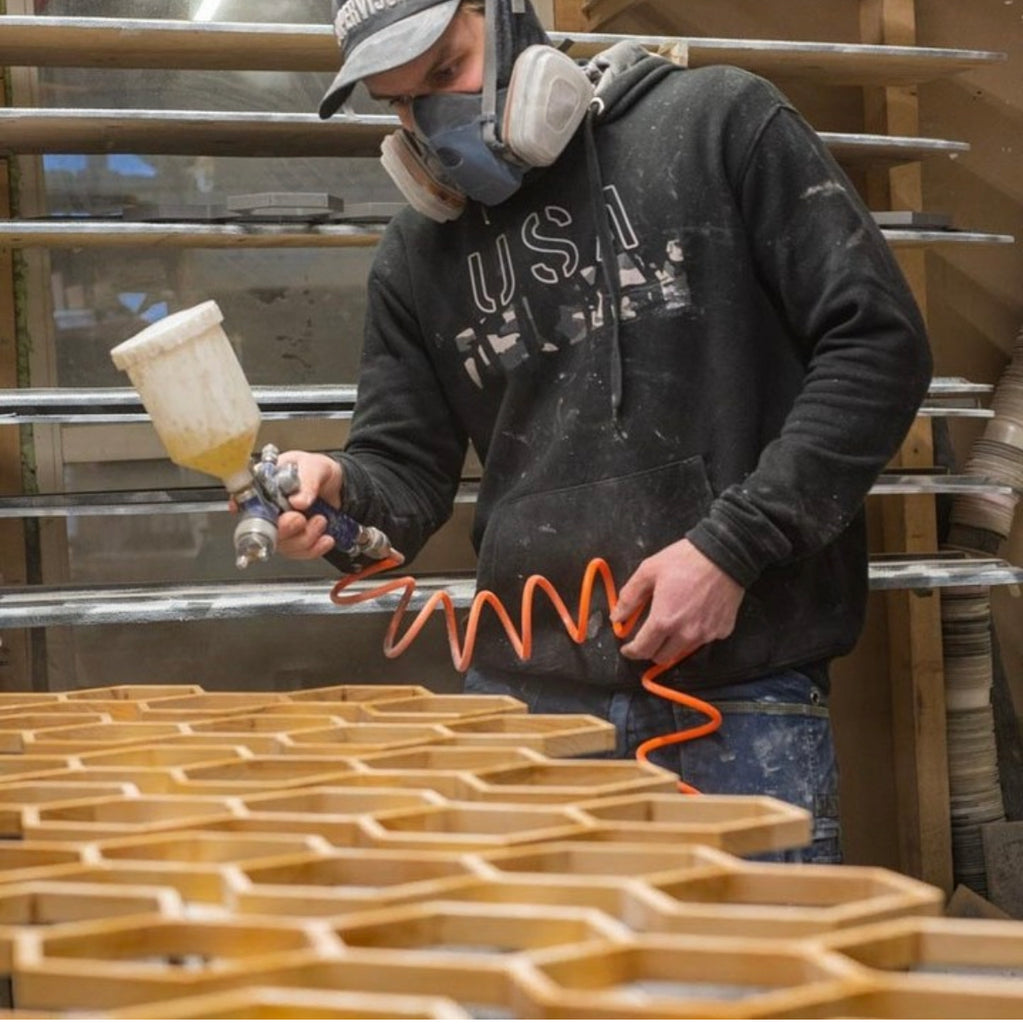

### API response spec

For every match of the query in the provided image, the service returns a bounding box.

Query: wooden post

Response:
[578,0,631,30]
[859,0,952,893]
[553,0,590,32]
[4,0,73,691]
[0,64,33,692]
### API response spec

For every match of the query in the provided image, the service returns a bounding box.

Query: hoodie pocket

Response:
[471,457,715,689]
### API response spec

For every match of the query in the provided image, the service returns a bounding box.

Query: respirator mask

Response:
[379,0,595,222]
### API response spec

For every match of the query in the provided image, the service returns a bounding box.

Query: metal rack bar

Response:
[884,229,1016,247]
[0,556,1017,628]
[823,132,969,163]
[0,575,479,628]
[0,380,996,425]
[0,220,1012,251]
[927,377,995,397]
[569,33,1006,85]
[0,476,1005,519]
[0,488,228,518]
[0,220,383,249]
[869,474,1018,496]
[0,385,357,424]
[917,407,993,419]
[0,109,969,165]
[0,482,481,518]
[0,109,394,158]
[0,220,386,249]
[868,556,1023,592]
[0,16,1005,85]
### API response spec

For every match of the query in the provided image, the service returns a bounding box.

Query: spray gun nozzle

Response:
[231,485,280,569]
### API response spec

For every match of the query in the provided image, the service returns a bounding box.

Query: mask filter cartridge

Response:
[379,44,594,221]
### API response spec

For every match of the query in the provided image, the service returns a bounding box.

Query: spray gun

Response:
[110,300,400,572]
[233,442,397,570]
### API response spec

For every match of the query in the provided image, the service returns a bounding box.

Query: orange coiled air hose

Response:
[330,555,722,794]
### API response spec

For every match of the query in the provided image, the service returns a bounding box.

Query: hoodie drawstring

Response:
[583,102,625,431]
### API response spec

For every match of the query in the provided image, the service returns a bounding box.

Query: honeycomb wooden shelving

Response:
[0,682,1012,1016]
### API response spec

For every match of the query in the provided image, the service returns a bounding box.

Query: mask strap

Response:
[481,0,501,148]
[482,0,528,149]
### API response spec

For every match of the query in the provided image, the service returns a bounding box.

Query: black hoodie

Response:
[335,43,933,691]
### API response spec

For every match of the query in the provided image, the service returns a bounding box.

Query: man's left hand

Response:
[611,538,745,666]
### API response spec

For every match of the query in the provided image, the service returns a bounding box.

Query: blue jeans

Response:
[463,665,841,864]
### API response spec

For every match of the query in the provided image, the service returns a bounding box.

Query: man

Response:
[277,0,933,862]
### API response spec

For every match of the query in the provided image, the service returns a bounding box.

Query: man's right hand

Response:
[274,450,344,561]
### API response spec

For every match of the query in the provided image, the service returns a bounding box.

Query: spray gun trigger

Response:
[274,461,302,506]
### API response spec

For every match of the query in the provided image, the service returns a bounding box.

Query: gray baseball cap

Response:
[319,0,463,119]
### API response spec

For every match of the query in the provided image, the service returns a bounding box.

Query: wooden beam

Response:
[5,0,74,692]
[0,65,32,691]
[580,0,636,29]
[880,432,952,891]
[554,0,591,32]
[860,0,952,894]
